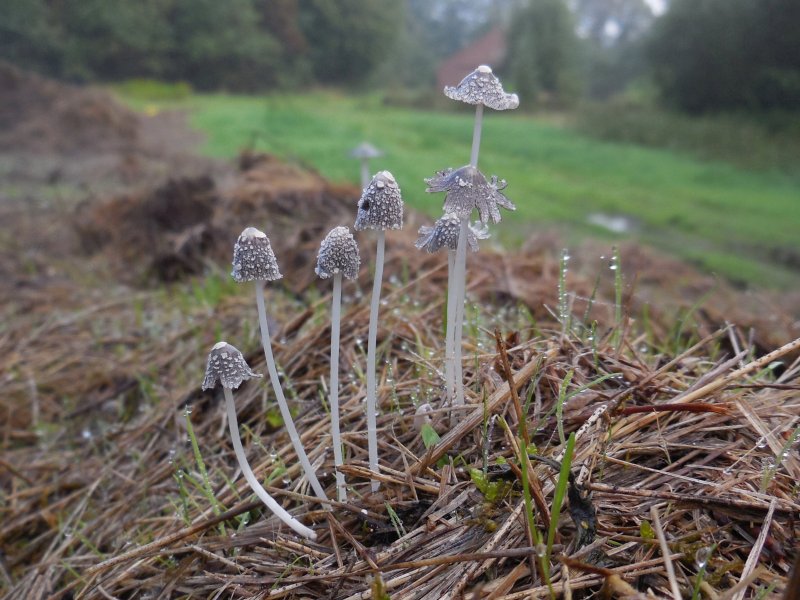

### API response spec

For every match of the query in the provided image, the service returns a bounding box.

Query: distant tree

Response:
[507,0,582,107]
[570,0,655,99]
[55,0,173,81]
[648,0,800,112]
[168,0,282,91]
[298,0,402,85]
[0,0,63,75]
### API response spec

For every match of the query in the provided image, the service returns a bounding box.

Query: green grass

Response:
[123,91,800,288]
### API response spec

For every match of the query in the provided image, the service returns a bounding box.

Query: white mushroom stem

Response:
[366,231,385,492]
[360,160,370,189]
[444,249,456,404]
[329,272,347,502]
[470,103,484,168]
[255,284,328,502]
[452,218,469,412]
[223,387,316,540]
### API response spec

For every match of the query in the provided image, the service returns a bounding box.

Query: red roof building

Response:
[436,27,509,90]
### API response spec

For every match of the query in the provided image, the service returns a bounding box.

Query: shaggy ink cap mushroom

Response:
[425,165,515,225]
[415,213,488,253]
[355,170,404,231]
[231,227,282,282]
[444,65,519,111]
[315,226,360,280]
[202,342,261,391]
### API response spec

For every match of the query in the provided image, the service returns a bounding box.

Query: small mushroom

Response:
[350,142,384,188]
[425,165,515,225]
[202,342,316,540]
[354,171,404,492]
[316,226,360,502]
[415,213,488,254]
[232,227,327,502]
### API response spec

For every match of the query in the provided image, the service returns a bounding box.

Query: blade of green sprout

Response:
[546,432,575,560]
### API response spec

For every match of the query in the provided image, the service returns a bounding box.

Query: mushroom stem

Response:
[255,283,328,502]
[329,272,347,501]
[366,231,385,492]
[470,103,484,168]
[444,249,456,404]
[360,160,370,189]
[452,218,469,411]
[223,387,316,540]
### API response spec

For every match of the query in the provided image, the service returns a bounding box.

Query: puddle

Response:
[587,213,637,234]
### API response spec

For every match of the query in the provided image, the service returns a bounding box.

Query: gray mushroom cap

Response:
[315,226,361,280]
[444,65,519,111]
[201,341,261,391]
[354,170,404,231]
[425,165,515,224]
[350,142,383,160]
[415,213,489,253]
[231,227,282,282]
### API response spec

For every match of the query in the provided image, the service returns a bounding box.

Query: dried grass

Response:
[1,158,799,600]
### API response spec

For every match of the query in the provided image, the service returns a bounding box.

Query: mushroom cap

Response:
[201,341,261,391]
[425,165,515,224]
[350,141,383,160]
[444,65,519,111]
[414,213,489,253]
[231,227,282,282]
[315,226,361,280]
[354,170,404,231]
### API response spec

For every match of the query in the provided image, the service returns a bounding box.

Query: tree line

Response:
[1,0,798,114]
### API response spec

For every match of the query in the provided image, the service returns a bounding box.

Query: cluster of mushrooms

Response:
[201,66,519,540]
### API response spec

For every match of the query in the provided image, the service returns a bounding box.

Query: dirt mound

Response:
[0,61,140,154]
[74,154,362,284]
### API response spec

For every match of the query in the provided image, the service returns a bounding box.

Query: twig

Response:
[649,505,682,600]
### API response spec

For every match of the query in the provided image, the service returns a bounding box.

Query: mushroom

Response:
[350,142,384,188]
[354,171,403,492]
[231,227,328,502]
[437,65,518,413]
[202,341,316,540]
[415,213,488,403]
[315,226,361,502]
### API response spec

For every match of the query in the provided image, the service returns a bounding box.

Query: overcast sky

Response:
[644,0,667,15]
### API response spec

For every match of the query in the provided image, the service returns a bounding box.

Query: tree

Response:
[648,0,800,112]
[507,0,582,107]
[298,0,402,85]
[168,0,282,91]
[0,0,63,76]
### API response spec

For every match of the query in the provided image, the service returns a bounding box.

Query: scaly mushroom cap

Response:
[444,65,519,111]
[231,227,282,282]
[315,226,360,280]
[350,142,383,160]
[354,170,404,231]
[202,342,261,391]
[425,165,515,224]
[415,213,489,253]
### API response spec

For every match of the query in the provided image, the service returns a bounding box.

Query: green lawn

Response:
[130,91,800,288]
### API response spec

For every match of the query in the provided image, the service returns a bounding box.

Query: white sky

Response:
[644,0,667,15]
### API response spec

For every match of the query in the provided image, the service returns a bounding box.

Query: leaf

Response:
[421,423,440,449]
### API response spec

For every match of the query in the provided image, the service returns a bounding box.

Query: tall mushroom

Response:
[433,65,518,410]
[315,226,361,502]
[202,341,316,540]
[231,227,328,502]
[354,170,404,492]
